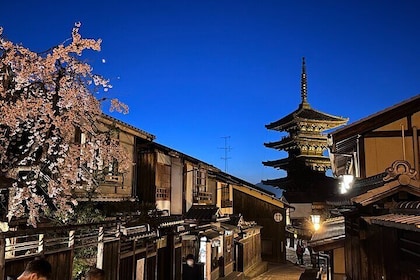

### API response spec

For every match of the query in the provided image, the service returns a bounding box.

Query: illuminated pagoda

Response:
[263,58,348,218]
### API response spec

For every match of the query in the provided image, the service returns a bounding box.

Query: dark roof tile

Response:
[185,205,219,221]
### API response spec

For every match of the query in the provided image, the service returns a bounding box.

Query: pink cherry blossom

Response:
[0,22,130,227]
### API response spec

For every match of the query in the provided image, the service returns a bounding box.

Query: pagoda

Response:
[263,58,348,204]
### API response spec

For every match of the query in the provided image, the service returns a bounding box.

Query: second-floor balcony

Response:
[193,191,212,205]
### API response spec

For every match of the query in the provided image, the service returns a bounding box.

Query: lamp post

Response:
[310,214,321,231]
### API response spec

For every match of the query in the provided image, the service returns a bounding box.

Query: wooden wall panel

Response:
[233,189,286,263]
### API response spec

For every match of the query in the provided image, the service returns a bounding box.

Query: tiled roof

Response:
[266,103,348,131]
[328,161,420,207]
[390,201,420,215]
[209,170,277,196]
[263,155,331,169]
[102,114,155,140]
[264,135,329,150]
[366,213,420,232]
[226,214,242,226]
[184,205,220,221]
[309,216,345,251]
[352,180,420,207]
[326,173,387,206]
[395,201,420,210]
[155,215,184,227]
[202,230,220,240]
[332,94,420,142]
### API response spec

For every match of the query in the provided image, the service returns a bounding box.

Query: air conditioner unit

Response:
[104,175,123,184]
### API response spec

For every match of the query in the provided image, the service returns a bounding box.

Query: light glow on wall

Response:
[340,174,354,194]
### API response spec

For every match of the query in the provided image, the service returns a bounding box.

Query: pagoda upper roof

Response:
[265,58,348,132]
[266,102,348,131]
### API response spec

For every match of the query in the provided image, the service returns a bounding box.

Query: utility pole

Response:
[219,136,232,172]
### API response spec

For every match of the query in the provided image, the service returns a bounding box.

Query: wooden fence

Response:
[0,221,157,280]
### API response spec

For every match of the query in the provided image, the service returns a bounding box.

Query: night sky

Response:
[1,0,419,187]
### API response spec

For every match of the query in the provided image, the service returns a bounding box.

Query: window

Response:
[194,169,207,196]
[75,126,122,185]
[221,183,229,201]
[156,163,171,200]
[221,183,232,208]
[196,170,206,188]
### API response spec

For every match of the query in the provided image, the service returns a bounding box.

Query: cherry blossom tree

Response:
[0,23,129,227]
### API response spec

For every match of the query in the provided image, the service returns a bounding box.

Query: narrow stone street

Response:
[245,245,323,280]
[248,262,305,280]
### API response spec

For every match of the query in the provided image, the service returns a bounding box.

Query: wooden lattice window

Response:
[156,187,170,200]
[221,183,229,201]
[156,163,170,200]
[193,169,208,201]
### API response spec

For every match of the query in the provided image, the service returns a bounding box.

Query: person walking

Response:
[296,241,304,265]
[17,258,52,280]
[182,254,202,280]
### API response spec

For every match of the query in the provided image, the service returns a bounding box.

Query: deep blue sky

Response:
[1,0,419,186]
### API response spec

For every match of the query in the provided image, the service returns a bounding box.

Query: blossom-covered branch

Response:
[0,23,129,227]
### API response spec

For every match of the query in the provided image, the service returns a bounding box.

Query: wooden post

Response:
[38,234,44,253]
[68,230,75,248]
[413,126,419,178]
[97,227,104,269]
[0,238,5,280]
[69,230,75,280]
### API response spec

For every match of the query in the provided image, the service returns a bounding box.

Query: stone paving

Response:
[244,245,321,280]
[247,262,305,280]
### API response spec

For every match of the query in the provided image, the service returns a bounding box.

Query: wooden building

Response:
[0,112,263,280]
[308,216,346,280]
[329,94,420,179]
[263,58,348,239]
[325,94,420,280]
[79,114,155,202]
[136,139,259,279]
[231,176,290,265]
[323,160,420,280]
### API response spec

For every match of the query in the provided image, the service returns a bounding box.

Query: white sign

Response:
[273,212,283,222]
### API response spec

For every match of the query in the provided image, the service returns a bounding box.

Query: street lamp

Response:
[310,214,321,231]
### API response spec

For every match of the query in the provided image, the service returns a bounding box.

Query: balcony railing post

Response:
[38,234,44,253]
[97,226,104,269]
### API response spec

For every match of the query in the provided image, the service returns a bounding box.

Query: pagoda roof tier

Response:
[265,103,348,132]
[263,177,338,203]
[263,173,336,189]
[265,58,348,132]
[262,177,293,188]
[264,134,329,150]
[263,155,331,171]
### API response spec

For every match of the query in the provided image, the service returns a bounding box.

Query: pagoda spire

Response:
[301,57,309,107]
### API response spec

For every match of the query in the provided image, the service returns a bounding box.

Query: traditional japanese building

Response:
[263,58,348,238]
[322,94,420,280]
